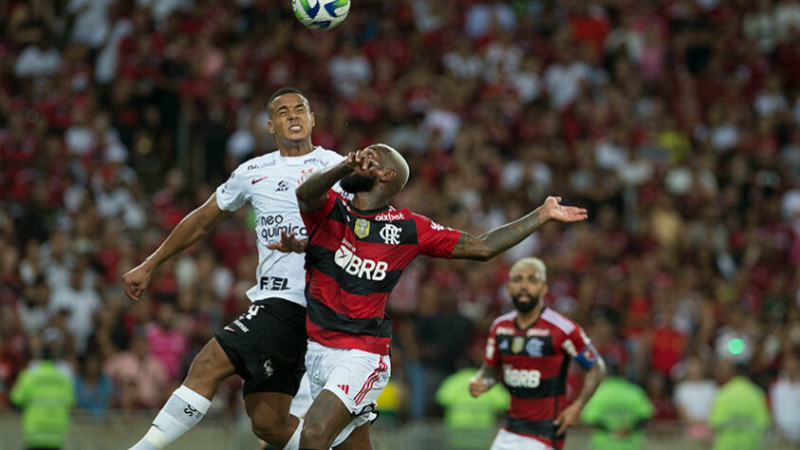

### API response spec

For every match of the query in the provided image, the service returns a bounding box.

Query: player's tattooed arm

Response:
[469,363,502,397]
[575,355,607,407]
[296,149,377,211]
[451,196,588,261]
[555,355,606,435]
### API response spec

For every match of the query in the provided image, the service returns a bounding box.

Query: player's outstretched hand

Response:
[540,196,588,223]
[266,230,308,253]
[469,376,491,397]
[122,263,153,301]
[553,403,582,436]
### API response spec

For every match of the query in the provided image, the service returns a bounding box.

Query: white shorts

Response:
[289,372,313,417]
[491,428,555,450]
[305,340,390,430]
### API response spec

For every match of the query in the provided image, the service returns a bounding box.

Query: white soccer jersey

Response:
[216,146,344,307]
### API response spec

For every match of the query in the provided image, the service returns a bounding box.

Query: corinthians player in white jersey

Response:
[123,88,368,450]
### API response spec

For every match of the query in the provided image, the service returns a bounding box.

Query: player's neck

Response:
[351,193,389,212]
[515,303,545,329]
[277,140,315,157]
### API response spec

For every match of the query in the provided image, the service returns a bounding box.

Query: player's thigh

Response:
[216,299,307,397]
[303,389,356,443]
[333,422,372,450]
[183,338,237,394]
[305,341,390,420]
[244,391,296,429]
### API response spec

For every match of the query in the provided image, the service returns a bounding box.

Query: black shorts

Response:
[214,298,307,397]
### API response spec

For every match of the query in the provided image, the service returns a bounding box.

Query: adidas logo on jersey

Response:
[275,180,290,192]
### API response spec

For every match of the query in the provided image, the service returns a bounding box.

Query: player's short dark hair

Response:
[267,87,308,112]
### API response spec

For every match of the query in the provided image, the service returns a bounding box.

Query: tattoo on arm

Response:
[296,162,352,211]
[451,209,544,260]
[576,357,606,407]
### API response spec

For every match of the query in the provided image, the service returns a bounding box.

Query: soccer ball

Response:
[292,0,350,30]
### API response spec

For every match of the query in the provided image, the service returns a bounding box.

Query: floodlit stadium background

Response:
[1,0,800,449]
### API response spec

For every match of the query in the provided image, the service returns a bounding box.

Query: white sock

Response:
[128,385,212,450]
[282,418,302,450]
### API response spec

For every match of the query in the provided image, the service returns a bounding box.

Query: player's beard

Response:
[511,293,541,313]
[341,172,376,193]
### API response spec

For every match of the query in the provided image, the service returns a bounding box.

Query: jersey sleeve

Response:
[556,322,599,370]
[413,214,462,258]
[483,320,501,367]
[216,167,249,211]
[299,190,339,236]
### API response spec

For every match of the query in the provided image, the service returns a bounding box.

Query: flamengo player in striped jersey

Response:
[470,257,607,450]
[123,88,367,450]
[292,144,588,449]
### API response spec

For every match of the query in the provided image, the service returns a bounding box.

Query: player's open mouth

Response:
[289,125,302,132]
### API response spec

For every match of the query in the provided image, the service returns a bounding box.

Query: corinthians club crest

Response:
[354,218,370,238]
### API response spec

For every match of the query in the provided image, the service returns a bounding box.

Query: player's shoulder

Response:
[232,152,278,174]
[490,310,518,329]
[311,146,345,163]
[540,308,578,335]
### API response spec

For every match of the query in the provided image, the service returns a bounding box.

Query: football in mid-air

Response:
[292,0,350,30]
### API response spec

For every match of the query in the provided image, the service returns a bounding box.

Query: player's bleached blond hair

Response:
[510,257,547,281]
[369,143,410,193]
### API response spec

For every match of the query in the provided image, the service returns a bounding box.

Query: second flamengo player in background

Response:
[123,88,364,450]
[293,144,588,449]
[470,257,607,450]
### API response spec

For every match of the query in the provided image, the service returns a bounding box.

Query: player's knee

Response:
[300,419,328,446]
[250,411,286,443]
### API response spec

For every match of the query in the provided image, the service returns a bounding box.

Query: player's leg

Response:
[332,422,372,450]
[300,389,356,449]
[300,343,389,449]
[128,338,236,450]
[237,299,309,449]
[244,391,299,447]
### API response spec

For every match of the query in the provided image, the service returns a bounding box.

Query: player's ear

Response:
[310,112,316,128]
[380,168,397,182]
[267,118,275,134]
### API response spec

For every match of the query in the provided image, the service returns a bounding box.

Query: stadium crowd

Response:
[1,0,800,444]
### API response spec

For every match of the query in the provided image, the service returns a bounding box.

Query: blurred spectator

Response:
[769,352,800,444]
[74,353,113,419]
[435,365,509,450]
[673,356,717,441]
[709,363,770,450]
[581,363,654,450]
[16,276,51,336]
[144,302,188,381]
[104,331,168,410]
[13,28,61,79]
[10,331,75,450]
[47,261,102,356]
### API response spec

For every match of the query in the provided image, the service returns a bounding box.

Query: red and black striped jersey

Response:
[300,190,462,355]
[484,308,598,449]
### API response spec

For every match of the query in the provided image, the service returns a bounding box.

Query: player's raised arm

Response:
[450,196,587,261]
[123,193,231,300]
[296,149,377,212]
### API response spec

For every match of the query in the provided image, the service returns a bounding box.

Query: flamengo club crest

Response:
[379,224,401,245]
[354,218,370,238]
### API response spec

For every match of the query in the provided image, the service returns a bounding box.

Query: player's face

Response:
[507,266,547,313]
[268,93,315,142]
